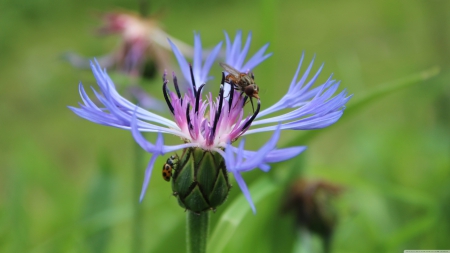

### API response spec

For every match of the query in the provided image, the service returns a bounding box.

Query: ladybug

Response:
[162,155,177,182]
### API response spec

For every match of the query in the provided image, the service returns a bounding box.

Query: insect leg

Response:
[241,96,255,113]
[249,97,255,113]
[242,95,248,107]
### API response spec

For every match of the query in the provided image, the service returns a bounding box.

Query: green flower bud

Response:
[171,148,231,213]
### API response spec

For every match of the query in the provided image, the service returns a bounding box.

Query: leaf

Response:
[344,66,440,117]
[207,176,277,253]
[81,152,115,253]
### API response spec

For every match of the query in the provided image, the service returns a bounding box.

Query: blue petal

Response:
[236,138,246,166]
[259,163,271,172]
[232,146,307,164]
[193,33,202,81]
[263,147,306,163]
[200,41,222,85]
[227,125,285,172]
[71,60,180,133]
[131,109,162,153]
[139,154,158,202]
[225,142,236,172]
[224,31,232,58]
[229,31,242,64]
[169,34,222,91]
[241,43,272,71]
[225,31,272,71]
[168,38,191,89]
[232,171,256,213]
[245,55,352,135]
[235,31,252,68]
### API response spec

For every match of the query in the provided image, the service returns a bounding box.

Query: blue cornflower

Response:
[70,31,352,213]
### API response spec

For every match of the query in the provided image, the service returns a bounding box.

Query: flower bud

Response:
[171,148,231,213]
[282,179,343,252]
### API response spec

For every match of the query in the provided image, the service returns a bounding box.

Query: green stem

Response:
[186,211,210,253]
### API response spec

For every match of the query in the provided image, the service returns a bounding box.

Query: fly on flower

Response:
[70,31,352,213]
[219,62,259,112]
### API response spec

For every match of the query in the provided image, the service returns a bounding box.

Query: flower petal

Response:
[201,41,222,84]
[215,126,304,212]
[71,60,184,138]
[168,35,222,91]
[241,43,272,71]
[168,39,191,89]
[140,154,158,202]
[224,31,272,71]
[130,110,198,201]
[232,171,256,213]
[244,55,352,135]
[231,146,307,164]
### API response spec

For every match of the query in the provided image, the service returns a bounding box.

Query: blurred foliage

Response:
[0,0,449,252]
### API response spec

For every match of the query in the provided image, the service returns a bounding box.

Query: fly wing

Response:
[219,62,241,78]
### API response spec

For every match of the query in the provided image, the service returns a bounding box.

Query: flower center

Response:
[162,66,260,149]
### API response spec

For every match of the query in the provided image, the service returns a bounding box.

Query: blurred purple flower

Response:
[65,11,193,78]
[70,31,352,212]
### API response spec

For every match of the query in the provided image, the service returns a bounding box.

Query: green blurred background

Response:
[1,0,449,252]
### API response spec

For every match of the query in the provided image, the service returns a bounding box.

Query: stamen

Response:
[172,72,183,105]
[189,64,197,98]
[195,84,205,114]
[186,103,193,130]
[222,72,233,112]
[210,84,224,144]
[241,99,260,130]
[162,79,174,114]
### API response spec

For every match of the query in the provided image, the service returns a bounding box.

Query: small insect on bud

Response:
[169,148,231,213]
[162,155,177,182]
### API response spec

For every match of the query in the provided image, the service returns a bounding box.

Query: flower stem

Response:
[186,211,210,253]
